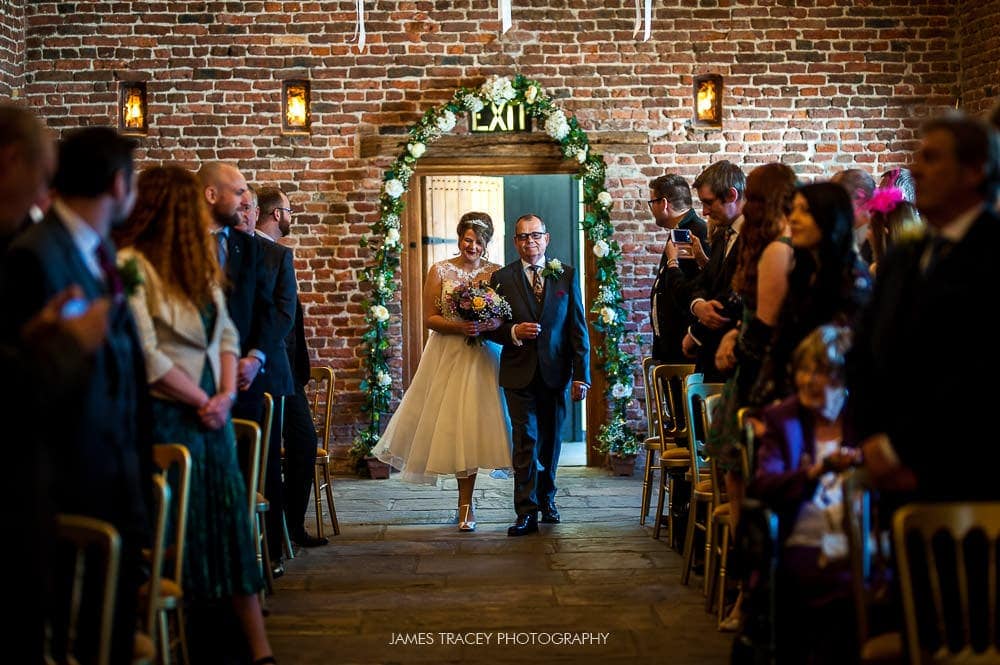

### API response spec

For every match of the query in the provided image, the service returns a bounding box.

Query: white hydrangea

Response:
[544,110,569,140]
[480,75,517,106]
[600,306,616,325]
[597,285,616,304]
[383,213,400,229]
[462,94,485,113]
[384,179,404,199]
[369,305,390,322]
[435,109,456,132]
[384,228,400,248]
[407,142,426,158]
[376,371,392,387]
[597,191,613,208]
[611,383,633,399]
[592,239,610,258]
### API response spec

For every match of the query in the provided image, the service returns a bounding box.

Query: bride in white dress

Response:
[372,212,512,531]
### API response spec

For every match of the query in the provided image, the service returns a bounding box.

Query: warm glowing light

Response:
[119,82,148,135]
[693,74,723,127]
[124,91,144,128]
[696,82,716,120]
[285,87,307,127]
[282,80,311,134]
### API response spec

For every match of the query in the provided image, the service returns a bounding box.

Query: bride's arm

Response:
[423,263,477,336]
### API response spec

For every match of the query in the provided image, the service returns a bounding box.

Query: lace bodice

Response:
[434,259,500,321]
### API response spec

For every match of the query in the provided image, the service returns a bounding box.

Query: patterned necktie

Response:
[529,265,544,303]
[214,230,228,269]
[95,243,124,298]
[923,235,954,275]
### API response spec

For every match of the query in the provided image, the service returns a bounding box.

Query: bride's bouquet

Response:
[444,280,513,346]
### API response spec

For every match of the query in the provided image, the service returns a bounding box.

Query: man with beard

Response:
[1,125,151,664]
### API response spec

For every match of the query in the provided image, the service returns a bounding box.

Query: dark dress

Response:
[150,304,262,600]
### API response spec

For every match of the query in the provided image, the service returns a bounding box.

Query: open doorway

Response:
[410,173,588,464]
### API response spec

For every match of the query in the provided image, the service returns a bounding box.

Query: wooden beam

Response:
[358,130,649,161]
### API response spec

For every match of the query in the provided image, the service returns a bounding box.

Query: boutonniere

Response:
[118,257,144,297]
[557,289,566,297]
[541,258,564,280]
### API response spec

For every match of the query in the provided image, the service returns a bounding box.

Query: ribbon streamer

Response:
[352,0,366,53]
[499,0,512,35]
[633,0,651,42]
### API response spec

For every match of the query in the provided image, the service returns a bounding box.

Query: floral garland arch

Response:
[352,74,639,470]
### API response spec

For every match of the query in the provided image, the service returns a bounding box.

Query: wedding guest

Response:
[831,168,876,264]
[373,212,512,532]
[115,164,276,665]
[866,183,923,274]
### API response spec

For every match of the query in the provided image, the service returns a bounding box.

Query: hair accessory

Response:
[867,186,904,215]
[469,218,489,229]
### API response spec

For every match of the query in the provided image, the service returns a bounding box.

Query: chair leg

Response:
[313,462,324,539]
[652,465,667,540]
[260,515,274,594]
[157,609,171,665]
[667,476,676,549]
[717,523,731,625]
[703,505,715,597]
[282,512,295,560]
[680,497,700,586]
[706,518,719,611]
[175,604,190,665]
[640,449,658,525]
[322,461,340,536]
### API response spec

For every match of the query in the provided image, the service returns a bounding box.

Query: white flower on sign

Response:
[480,75,517,106]
[435,109,456,132]
[407,142,426,158]
[597,191,613,208]
[376,371,392,387]
[600,306,616,324]
[524,85,538,105]
[593,239,610,258]
[384,179,404,199]
[370,305,390,322]
[384,228,400,248]
[611,383,633,399]
[544,110,569,140]
[462,94,485,113]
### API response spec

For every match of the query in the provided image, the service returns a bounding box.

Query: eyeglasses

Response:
[514,232,546,242]
[647,197,666,209]
[274,207,293,215]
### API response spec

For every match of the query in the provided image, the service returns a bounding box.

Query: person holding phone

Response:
[647,174,709,362]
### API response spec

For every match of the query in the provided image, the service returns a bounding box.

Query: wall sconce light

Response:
[693,74,723,128]
[282,79,311,135]
[119,81,148,136]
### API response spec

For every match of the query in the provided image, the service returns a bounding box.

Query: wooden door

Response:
[422,175,505,270]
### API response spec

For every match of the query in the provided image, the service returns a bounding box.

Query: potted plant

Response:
[350,429,391,479]
[597,415,641,476]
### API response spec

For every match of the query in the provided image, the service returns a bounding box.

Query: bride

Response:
[372,211,512,531]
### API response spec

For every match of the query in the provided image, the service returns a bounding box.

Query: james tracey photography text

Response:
[388,632,612,647]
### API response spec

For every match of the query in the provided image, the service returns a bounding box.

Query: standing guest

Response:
[489,213,590,536]
[114,164,276,665]
[677,160,746,381]
[877,167,915,203]
[647,173,709,362]
[1,126,151,665]
[850,113,1000,500]
[831,168,876,264]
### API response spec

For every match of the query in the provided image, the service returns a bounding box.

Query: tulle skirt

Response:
[373,331,512,484]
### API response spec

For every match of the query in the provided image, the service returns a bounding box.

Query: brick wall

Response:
[6,1,991,465]
[0,1,23,98]
[958,0,1000,116]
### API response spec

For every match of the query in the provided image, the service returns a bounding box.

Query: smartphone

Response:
[671,228,692,244]
[60,297,89,319]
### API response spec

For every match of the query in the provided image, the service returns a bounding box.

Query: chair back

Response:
[893,502,1000,664]
[641,357,658,440]
[143,474,169,636]
[152,444,191,590]
[736,407,755,479]
[682,376,724,477]
[307,366,334,452]
[652,364,698,448]
[233,418,262,532]
[46,514,121,665]
[704,393,726,507]
[259,392,274,495]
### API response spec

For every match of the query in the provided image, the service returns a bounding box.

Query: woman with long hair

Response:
[115,165,276,664]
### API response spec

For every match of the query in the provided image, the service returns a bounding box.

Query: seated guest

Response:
[750,325,860,665]
[114,165,277,665]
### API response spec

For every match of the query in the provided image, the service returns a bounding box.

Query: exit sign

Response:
[468,102,533,133]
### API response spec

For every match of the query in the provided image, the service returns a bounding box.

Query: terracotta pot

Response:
[364,456,391,479]
[608,453,637,476]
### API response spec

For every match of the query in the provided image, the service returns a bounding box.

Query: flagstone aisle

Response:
[266,467,733,664]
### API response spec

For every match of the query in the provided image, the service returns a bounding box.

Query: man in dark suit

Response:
[677,160,746,381]
[1,126,151,664]
[851,113,1000,502]
[647,173,709,363]
[489,214,590,537]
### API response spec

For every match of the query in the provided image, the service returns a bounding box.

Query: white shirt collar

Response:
[521,257,546,271]
[729,214,745,235]
[937,203,982,243]
[255,228,275,242]
[52,199,103,279]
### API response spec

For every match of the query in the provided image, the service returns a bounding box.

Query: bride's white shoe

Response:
[458,504,477,532]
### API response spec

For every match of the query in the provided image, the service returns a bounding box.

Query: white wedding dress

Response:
[372,260,513,484]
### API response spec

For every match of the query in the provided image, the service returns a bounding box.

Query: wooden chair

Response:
[307,366,340,537]
[679,378,724,589]
[233,419,264,601]
[650,366,700,542]
[151,443,192,665]
[641,360,696,526]
[134,473,169,665]
[893,502,1000,664]
[255,393,276,593]
[45,514,121,665]
[702,393,732,615]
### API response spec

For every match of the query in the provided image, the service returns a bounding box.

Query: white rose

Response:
[547,258,562,272]
[376,371,392,387]
[407,142,426,158]
[384,228,400,247]
[600,306,616,325]
[577,145,588,163]
[524,85,538,104]
[370,305,390,323]
[384,179,404,199]
[611,383,633,399]
[435,109,456,132]
[544,110,569,140]
[597,191,613,208]
[592,239,609,258]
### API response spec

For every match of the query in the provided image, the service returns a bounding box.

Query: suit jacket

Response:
[651,209,709,362]
[0,212,152,543]
[119,248,240,398]
[848,205,1000,501]
[489,260,590,390]
[685,229,743,379]
[286,299,311,387]
[253,232,297,397]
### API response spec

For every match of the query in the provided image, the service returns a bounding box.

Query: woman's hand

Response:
[480,317,501,332]
[664,237,679,262]
[691,235,709,268]
[198,393,233,430]
[459,320,480,337]
[715,328,739,371]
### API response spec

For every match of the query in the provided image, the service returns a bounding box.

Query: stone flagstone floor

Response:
[265,466,733,664]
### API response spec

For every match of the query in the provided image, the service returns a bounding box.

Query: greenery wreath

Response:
[353,74,639,472]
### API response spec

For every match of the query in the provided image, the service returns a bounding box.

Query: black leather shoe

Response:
[541,503,561,524]
[507,513,539,537]
[292,533,329,548]
[271,559,285,579]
